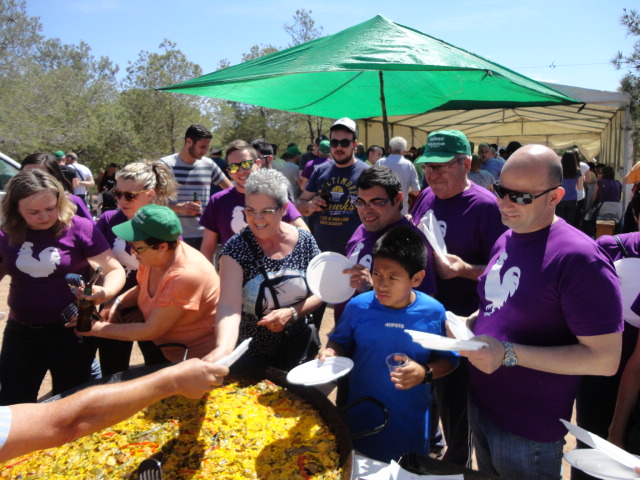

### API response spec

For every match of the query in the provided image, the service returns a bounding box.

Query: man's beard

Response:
[333,150,354,165]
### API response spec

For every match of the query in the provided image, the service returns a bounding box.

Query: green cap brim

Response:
[112,220,147,242]
[414,152,459,165]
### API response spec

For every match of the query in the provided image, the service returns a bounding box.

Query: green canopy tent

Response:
[160,15,579,148]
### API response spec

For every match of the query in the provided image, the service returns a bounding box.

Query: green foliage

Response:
[614,8,640,151]
[0,5,329,172]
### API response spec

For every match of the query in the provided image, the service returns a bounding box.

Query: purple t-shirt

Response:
[597,232,640,357]
[68,193,93,222]
[0,216,110,325]
[301,157,332,180]
[96,209,139,291]
[597,179,622,203]
[199,187,302,246]
[410,183,506,316]
[333,218,438,321]
[471,219,623,442]
[306,161,369,253]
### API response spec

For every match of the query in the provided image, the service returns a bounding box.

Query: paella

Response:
[0,380,342,479]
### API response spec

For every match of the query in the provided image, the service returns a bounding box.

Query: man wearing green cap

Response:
[53,151,79,190]
[411,129,506,466]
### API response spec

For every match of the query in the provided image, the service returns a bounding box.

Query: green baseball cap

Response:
[112,204,182,242]
[53,150,65,158]
[414,130,471,164]
[318,139,331,154]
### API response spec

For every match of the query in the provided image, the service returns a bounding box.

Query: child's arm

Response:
[391,356,457,390]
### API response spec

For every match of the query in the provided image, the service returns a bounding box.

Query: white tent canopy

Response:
[360,82,632,172]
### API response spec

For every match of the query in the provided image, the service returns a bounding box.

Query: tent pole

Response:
[379,71,390,151]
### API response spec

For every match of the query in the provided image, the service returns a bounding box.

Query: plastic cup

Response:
[386,353,409,373]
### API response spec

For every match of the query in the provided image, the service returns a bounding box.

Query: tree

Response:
[0,0,41,74]
[121,40,214,157]
[284,9,328,144]
[613,8,640,159]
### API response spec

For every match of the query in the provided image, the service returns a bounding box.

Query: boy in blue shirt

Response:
[319,226,458,462]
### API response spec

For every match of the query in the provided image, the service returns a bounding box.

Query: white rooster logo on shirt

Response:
[112,237,138,275]
[231,205,247,233]
[16,241,61,278]
[484,251,521,314]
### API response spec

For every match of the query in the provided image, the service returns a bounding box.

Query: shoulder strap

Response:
[71,164,85,181]
[614,235,630,258]
[241,228,280,309]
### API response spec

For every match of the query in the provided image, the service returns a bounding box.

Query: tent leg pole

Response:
[379,71,390,152]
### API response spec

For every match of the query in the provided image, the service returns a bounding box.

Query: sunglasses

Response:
[112,188,150,201]
[493,182,560,205]
[128,242,155,254]
[227,160,256,174]
[330,139,353,148]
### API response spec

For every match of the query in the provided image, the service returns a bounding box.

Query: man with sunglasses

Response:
[199,140,307,265]
[160,124,233,250]
[297,118,369,254]
[460,145,623,480]
[411,129,506,467]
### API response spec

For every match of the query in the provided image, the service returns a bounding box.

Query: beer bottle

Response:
[193,192,200,204]
[75,267,102,333]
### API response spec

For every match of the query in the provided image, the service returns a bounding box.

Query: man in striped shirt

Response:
[161,124,233,249]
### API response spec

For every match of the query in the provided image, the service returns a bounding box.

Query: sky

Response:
[24,0,637,93]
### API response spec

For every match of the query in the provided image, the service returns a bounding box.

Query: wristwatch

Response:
[502,341,518,367]
[422,364,433,384]
[289,306,298,323]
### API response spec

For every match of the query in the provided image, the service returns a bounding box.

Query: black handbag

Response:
[241,229,320,369]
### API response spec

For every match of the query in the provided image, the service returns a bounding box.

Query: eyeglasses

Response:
[243,206,280,217]
[352,197,391,208]
[493,182,560,205]
[330,139,353,148]
[112,188,150,201]
[422,158,462,173]
[128,242,155,254]
[227,160,256,174]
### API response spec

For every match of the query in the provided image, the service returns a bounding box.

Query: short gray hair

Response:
[245,168,288,207]
[389,136,407,154]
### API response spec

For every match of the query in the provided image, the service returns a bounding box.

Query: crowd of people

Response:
[0,119,636,480]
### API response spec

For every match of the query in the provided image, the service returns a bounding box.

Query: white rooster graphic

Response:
[231,205,247,233]
[484,251,521,314]
[112,237,138,275]
[16,241,61,278]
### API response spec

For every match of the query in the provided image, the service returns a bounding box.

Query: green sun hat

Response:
[112,204,182,242]
[414,130,471,165]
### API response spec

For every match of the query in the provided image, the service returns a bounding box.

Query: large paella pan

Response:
[0,366,355,480]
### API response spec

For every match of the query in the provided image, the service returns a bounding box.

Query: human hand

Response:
[257,308,294,333]
[175,201,202,216]
[169,359,229,398]
[77,283,109,306]
[459,335,504,374]
[343,264,372,292]
[317,347,337,361]
[390,359,425,390]
[434,253,468,280]
[203,346,232,364]
[309,195,327,212]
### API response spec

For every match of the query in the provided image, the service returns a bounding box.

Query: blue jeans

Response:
[468,398,564,480]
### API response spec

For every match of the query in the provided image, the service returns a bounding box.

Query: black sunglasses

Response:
[330,139,353,148]
[493,182,560,205]
[227,160,255,174]
[112,188,150,201]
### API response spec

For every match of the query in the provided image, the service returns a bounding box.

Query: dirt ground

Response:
[0,276,576,477]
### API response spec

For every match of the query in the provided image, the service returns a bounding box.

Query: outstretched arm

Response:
[0,359,228,463]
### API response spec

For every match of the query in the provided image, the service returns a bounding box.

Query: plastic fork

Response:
[138,458,162,480]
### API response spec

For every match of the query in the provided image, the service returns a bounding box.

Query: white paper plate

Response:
[445,311,474,341]
[306,252,355,304]
[287,356,354,386]
[564,449,639,480]
[614,258,640,327]
[406,330,488,352]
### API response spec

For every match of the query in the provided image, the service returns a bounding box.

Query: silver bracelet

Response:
[289,306,298,323]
